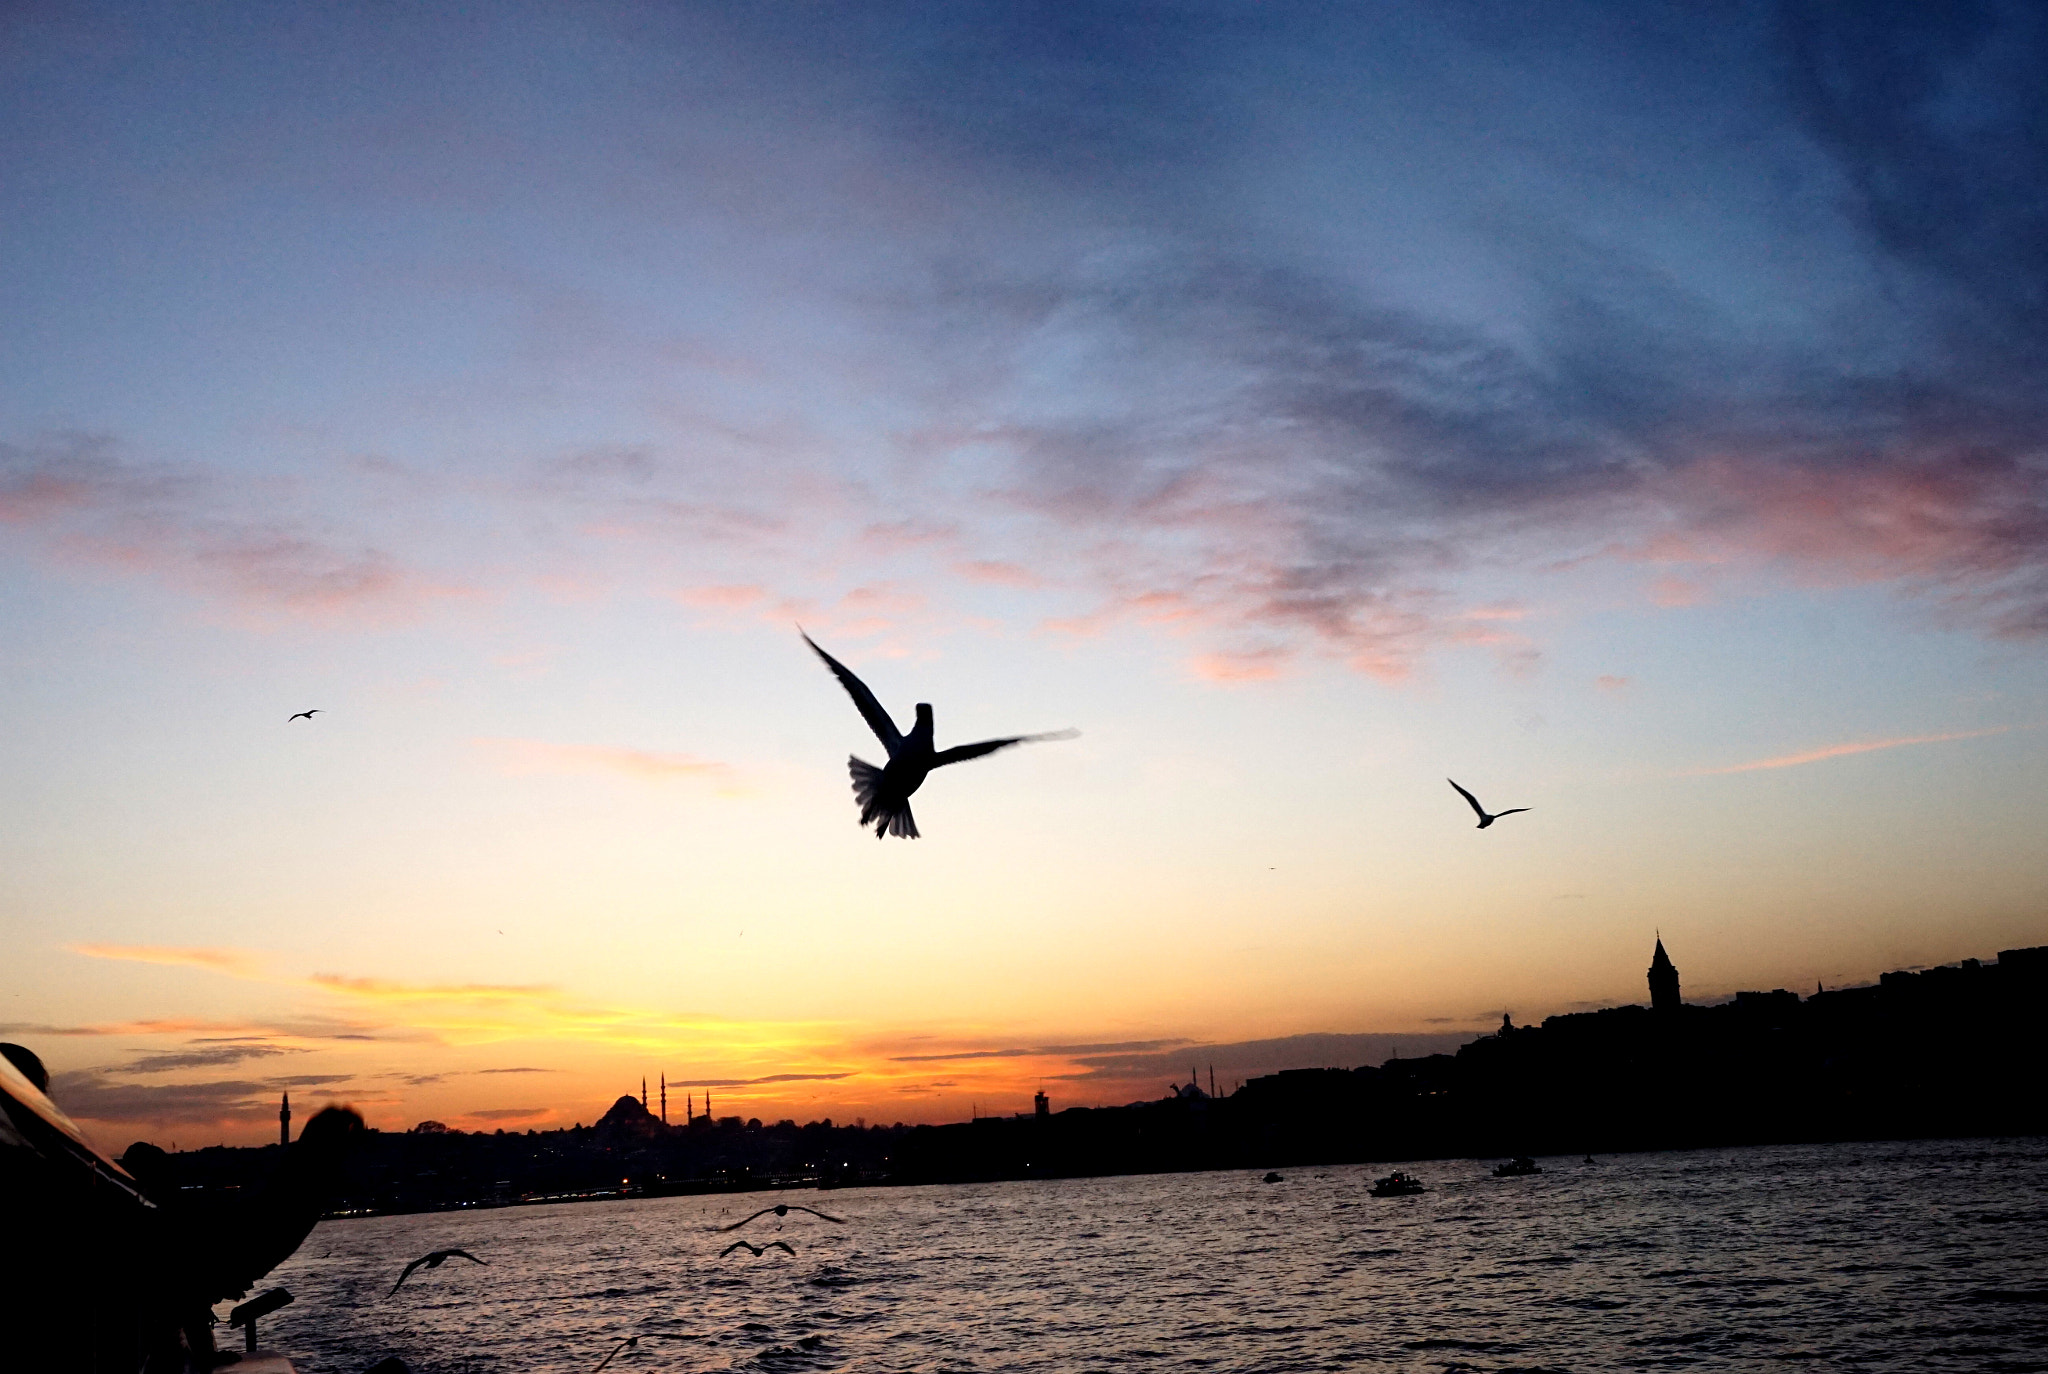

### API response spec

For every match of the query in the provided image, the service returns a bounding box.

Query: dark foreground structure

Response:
[1,1040,362,1373]
[58,941,2047,1218]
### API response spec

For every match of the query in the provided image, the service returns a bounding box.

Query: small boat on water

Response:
[1493,1156,1542,1177]
[1370,1170,1425,1197]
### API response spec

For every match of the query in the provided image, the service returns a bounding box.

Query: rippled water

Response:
[253,1138,2048,1373]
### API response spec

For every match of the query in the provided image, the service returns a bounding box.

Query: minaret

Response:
[660,1074,667,1125]
[279,1091,291,1148]
[1649,935,1681,1012]
[641,1076,647,1111]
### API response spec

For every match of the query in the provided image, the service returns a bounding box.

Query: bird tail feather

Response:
[848,755,918,839]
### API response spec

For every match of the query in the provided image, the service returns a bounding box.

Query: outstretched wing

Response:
[388,1255,430,1297]
[719,1206,779,1232]
[1446,778,1487,820]
[930,729,1079,769]
[1491,807,1531,819]
[767,1241,796,1255]
[446,1249,488,1265]
[719,1240,758,1257]
[791,1205,846,1223]
[802,632,902,754]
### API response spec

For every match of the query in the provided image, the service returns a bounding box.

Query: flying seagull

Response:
[288,710,319,722]
[802,631,1076,839]
[718,1202,845,1232]
[720,1239,797,1259]
[387,1248,488,1297]
[1447,778,1530,829]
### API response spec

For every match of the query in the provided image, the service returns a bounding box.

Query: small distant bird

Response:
[1447,778,1530,829]
[718,1202,844,1232]
[387,1248,487,1297]
[803,631,1076,839]
[721,1239,797,1258]
[593,1336,637,1372]
[288,710,320,722]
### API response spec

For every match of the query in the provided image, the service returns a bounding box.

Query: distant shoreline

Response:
[316,1127,2048,1223]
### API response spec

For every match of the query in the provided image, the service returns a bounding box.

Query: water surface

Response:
[257,1137,2048,1372]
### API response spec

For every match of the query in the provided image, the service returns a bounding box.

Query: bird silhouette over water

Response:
[287,710,319,722]
[1447,778,1530,829]
[592,1336,637,1372]
[387,1248,487,1297]
[802,631,1076,839]
[718,1202,844,1232]
[720,1239,797,1259]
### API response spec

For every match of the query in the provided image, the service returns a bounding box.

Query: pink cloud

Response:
[1631,453,2048,635]
[952,559,1044,589]
[1187,646,1292,683]
[1648,575,1708,608]
[1,434,473,624]
[673,583,768,609]
[839,583,925,615]
[1688,726,2010,775]
[1596,674,1631,692]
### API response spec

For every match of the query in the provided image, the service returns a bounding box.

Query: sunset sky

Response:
[4,2,2045,1146]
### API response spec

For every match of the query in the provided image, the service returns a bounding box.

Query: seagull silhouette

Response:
[387,1248,488,1297]
[592,1336,637,1372]
[802,631,1076,839]
[287,710,319,722]
[718,1202,845,1232]
[720,1239,797,1259]
[1447,778,1530,829]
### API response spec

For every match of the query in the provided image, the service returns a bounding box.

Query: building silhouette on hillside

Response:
[1649,936,1681,1012]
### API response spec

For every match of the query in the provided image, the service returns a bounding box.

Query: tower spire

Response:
[1648,934,1681,1012]
[660,1073,667,1125]
[641,1076,647,1111]
[279,1091,291,1148]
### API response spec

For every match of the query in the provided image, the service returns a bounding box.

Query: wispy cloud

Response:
[952,559,1044,589]
[69,944,265,977]
[888,1039,1193,1064]
[124,1044,306,1074]
[477,738,745,792]
[65,941,852,1069]
[1690,727,2012,776]
[5,7,2048,681]
[663,1073,854,1087]
[47,1069,356,1129]
[0,434,473,624]
[0,1015,384,1040]
[306,974,561,1003]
